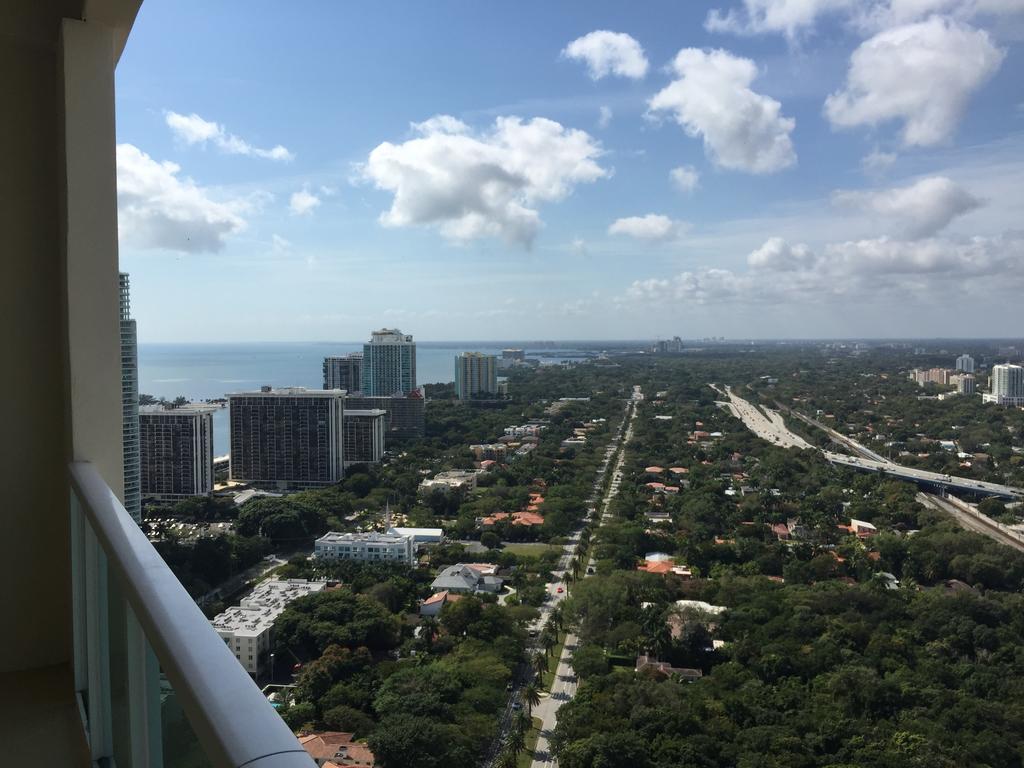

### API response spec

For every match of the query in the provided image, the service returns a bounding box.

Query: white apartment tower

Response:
[361,328,416,396]
[454,352,498,400]
[955,354,975,374]
[984,364,1024,406]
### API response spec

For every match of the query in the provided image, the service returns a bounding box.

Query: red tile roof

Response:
[299,732,375,766]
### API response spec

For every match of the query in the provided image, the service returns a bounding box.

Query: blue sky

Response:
[116,0,1024,342]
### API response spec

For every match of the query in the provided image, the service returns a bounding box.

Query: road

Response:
[528,391,640,768]
[717,384,1024,546]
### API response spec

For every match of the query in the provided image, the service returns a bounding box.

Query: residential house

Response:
[298,731,375,767]
[430,563,503,594]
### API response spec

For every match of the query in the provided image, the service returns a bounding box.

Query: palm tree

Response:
[532,651,549,679]
[523,682,542,716]
[514,710,531,745]
[419,616,438,650]
[497,749,516,768]
[541,629,558,657]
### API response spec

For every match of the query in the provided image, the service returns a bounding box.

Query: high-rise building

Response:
[229,387,345,489]
[345,391,425,441]
[361,328,416,395]
[958,375,976,396]
[454,352,498,400]
[120,272,141,523]
[139,405,216,499]
[983,364,1024,406]
[323,352,362,392]
[955,354,975,373]
[343,409,387,467]
[910,368,952,387]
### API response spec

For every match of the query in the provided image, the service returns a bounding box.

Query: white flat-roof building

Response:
[418,470,479,494]
[314,531,415,565]
[984,364,1024,406]
[387,527,443,549]
[211,579,326,679]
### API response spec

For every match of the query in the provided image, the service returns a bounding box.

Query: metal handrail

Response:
[69,461,316,768]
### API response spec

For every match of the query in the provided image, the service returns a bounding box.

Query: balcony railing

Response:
[69,461,316,768]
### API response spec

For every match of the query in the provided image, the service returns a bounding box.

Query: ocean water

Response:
[137,342,589,456]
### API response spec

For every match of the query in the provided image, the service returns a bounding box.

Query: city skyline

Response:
[116,2,1024,342]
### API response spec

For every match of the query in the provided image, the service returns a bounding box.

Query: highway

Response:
[715,385,1022,501]
[714,385,813,450]
[824,451,1024,500]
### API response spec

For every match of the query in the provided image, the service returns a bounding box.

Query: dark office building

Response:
[229,387,345,489]
[345,390,425,442]
[323,352,363,391]
[139,405,216,499]
[343,409,386,467]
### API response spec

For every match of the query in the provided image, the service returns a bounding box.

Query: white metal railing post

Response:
[71,492,89,699]
[83,513,113,763]
[125,605,163,768]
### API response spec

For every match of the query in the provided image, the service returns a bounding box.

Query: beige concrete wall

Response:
[0,0,85,675]
[0,0,137,675]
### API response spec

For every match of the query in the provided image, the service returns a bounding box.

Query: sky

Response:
[115,0,1024,342]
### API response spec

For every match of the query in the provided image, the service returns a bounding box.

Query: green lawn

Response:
[517,716,544,768]
[502,543,563,558]
[540,629,569,691]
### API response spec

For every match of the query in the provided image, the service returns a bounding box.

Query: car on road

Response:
[556,586,564,593]
[512,702,522,711]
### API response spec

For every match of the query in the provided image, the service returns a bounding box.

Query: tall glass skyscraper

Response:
[119,272,141,522]
[361,328,417,396]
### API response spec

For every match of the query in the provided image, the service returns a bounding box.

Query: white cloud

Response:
[824,17,1004,147]
[824,234,1017,276]
[271,234,291,252]
[705,0,1024,38]
[116,143,247,253]
[747,237,818,270]
[832,176,983,238]
[598,106,613,129]
[705,0,854,38]
[649,48,796,174]
[561,30,649,80]
[608,214,687,241]
[670,165,700,193]
[360,114,608,246]
[855,0,1024,31]
[862,148,897,175]
[625,231,1024,307]
[165,111,294,161]
[289,188,321,216]
[570,237,588,255]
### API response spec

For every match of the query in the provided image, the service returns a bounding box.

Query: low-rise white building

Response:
[387,526,443,549]
[211,579,326,679]
[314,531,416,565]
[418,470,479,494]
